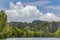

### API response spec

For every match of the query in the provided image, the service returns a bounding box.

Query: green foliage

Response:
[54,28,60,37]
[0,10,6,32]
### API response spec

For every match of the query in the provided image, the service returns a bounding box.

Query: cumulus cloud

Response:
[43,5,60,17]
[5,1,60,23]
[39,13,60,22]
[5,2,42,23]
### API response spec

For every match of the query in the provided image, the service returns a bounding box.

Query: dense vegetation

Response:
[0,10,60,39]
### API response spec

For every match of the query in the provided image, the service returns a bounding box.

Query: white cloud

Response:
[5,1,42,23]
[23,1,50,6]
[39,13,60,22]
[44,6,60,17]
[5,1,60,23]
[44,6,60,10]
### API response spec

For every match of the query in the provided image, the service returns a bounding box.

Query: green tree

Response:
[0,10,7,32]
[54,28,60,37]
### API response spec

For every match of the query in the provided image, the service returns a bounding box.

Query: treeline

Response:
[0,25,54,38]
[0,10,60,38]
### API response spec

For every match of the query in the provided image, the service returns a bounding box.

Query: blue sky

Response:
[0,0,60,17]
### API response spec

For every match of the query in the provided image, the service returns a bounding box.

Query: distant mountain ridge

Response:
[8,20,60,33]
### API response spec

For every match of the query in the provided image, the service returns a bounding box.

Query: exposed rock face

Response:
[8,20,60,32]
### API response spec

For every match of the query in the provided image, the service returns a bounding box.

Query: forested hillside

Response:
[0,10,60,38]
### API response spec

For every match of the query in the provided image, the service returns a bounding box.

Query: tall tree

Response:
[0,10,7,31]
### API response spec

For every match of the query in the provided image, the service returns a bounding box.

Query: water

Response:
[5,38,60,40]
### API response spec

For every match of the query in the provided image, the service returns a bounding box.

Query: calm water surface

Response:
[6,38,60,40]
